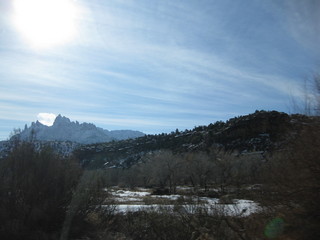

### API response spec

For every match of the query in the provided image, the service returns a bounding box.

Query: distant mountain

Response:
[15,115,145,144]
[3,111,319,167]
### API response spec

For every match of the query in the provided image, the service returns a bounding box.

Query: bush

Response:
[261,123,320,239]
[0,143,81,240]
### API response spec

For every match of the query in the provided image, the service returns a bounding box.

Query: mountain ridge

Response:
[74,110,320,168]
[15,114,145,144]
[2,111,319,167]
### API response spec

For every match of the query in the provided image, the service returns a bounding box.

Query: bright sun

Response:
[13,0,78,49]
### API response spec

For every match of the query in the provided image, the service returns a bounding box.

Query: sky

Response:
[0,0,319,140]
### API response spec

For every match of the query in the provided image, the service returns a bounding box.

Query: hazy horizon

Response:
[1,0,319,140]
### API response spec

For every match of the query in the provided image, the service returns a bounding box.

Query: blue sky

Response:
[0,0,319,140]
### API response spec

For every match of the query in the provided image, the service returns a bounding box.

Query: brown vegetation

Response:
[260,123,320,240]
[0,143,81,240]
[1,114,319,239]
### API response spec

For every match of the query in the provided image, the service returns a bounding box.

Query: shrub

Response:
[0,143,81,240]
[261,123,320,239]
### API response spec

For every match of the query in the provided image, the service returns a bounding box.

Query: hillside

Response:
[1,110,319,240]
[2,110,318,166]
[74,110,319,168]
[0,140,81,159]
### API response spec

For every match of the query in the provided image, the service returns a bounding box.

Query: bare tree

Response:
[0,143,81,240]
[184,152,214,192]
[144,151,183,193]
[261,122,320,239]
[60,170,109,240]
[291,73,320,116]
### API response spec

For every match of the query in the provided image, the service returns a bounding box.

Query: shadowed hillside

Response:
[74,110,318,169]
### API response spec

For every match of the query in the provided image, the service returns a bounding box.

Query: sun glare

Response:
[37,113,56,126]
[13,0,78,49]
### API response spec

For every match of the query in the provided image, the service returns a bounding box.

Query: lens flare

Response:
[264,217,285,239]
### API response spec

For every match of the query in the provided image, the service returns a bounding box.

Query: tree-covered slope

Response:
[74,110,319,168]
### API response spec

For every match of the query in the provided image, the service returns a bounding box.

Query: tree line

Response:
[0,120,319,239]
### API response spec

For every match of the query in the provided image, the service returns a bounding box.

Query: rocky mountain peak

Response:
[53,114,71,126]
[14,115,145,144]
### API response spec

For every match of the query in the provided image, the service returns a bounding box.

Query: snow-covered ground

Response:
[113,200,258,217]
[105,188,259,217]
[108,189,150,203]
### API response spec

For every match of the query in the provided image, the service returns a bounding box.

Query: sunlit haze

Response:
[12,0,77,49]
[0,0,319,140]
[37,113,57,126]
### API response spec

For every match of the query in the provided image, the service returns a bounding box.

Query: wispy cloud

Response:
[0,0,319,139]
[278,0,320,54]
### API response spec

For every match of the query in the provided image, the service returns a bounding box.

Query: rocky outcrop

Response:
[16,115,145,144]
